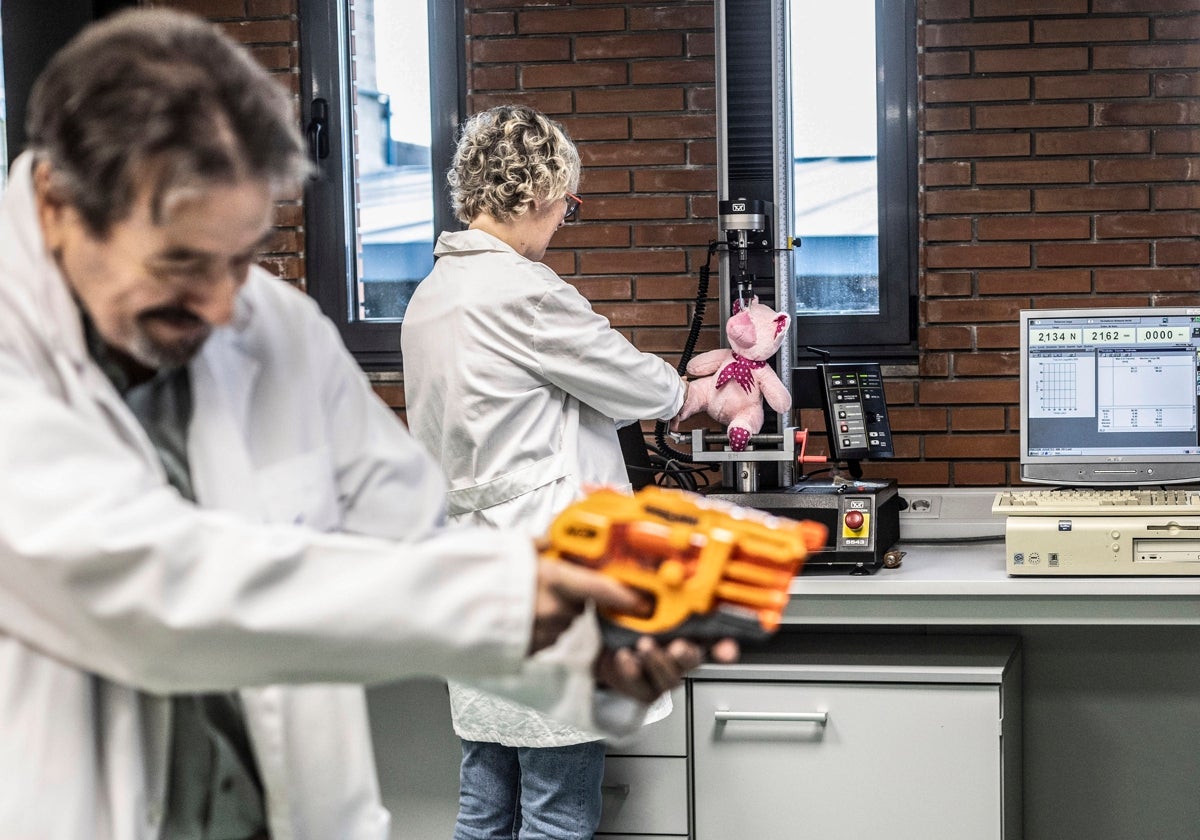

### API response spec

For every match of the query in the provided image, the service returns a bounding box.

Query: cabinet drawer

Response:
[606,686,685,756]
[597,756,688,835]
[692,680,1004,840]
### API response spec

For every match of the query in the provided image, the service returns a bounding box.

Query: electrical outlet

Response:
[897,487,1005,541]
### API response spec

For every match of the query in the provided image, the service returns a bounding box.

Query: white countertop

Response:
[785,540,1200,625]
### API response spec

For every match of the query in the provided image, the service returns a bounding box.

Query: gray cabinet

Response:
[598,686,688,838]
[690,634,1021,840]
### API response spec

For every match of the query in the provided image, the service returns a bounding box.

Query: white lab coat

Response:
[402,229,686,747]
[0,155,639,839]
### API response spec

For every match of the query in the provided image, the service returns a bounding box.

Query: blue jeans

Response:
[453,739,606,840]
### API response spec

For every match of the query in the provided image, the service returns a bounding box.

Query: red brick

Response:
[1094,43,1200,70]
[974,46,1088,73]
[926,298,1026,324]
[634,223,719,247]
[632,168,717,192]
[925,133,1031,158]
[468,12,515,37]
[218,18,295,43]
[566,276,633,300]
[919,379,1021,405]
[631,60,714,85]
[1036,241,1151,266]
[925,189,1031,214]
[882,462,952,486]
[977,269,1092,294]
[576,33,683,60]
[629,5,714,30]
[633,274,710,299]
[975,103,1090,129]
[920,325,975,348]
[580,195,688,220]
[1034,17,1150,43]
[169,0,247,16]
[1096,157,1200,183]
[1096,100,1200,126]
[687,87,716,111]
[920,353,951,377]
[1035,73,1150,99]
[974,0,1087,14]
[977,325,1020,349]
[926,243,1031,268]
[922,51,972,76]
[975,159,1089,184]
[468,90,573,114]
[978,216,1091,240]
[593,301,689,326]
[578,168,631,193]
[923,161,973,186]
[953,352,1020,376]
[889,407,951,432]
[923,273,974,297]
[1156,73,1200,97]
[923,107,973,132]
[687,33,715,58]
[1034,185,1149,212]
[570,244,678,277]
[925,77,1030,103]
[1095,267,1199,291]
[472,65,517,90]
[582,142,686,168]
[923,0,972,20]
[925,218,974,241]
[576,88,685,113]
[1097,212,1200,238]
[560,116,629,142]
[1155,184,1200,209]
[632,115,716,140]
[1156,242,1200,264]
[1155,15,1200,40]
[953,462,1013,485]
[1035,129,1151,155]
[550,224,631,248]
[518,7,624,34]
[923,21,1029,48]
[950,407,1008,431]
[471,37,569,64]
[522,62,627,89]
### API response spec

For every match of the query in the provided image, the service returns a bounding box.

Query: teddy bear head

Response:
[726,296,791,362]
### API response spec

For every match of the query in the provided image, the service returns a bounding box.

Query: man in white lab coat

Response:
[0,10,727,839]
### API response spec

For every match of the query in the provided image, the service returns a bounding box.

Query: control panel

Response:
[820,363,895,462]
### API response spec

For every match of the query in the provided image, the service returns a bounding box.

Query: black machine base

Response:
[706,478,902,575]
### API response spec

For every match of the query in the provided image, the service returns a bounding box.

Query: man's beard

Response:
[129,307,212,369]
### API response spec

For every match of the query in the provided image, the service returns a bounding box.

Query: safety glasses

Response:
[563,191,583,223]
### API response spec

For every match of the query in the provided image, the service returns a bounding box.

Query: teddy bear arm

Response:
[758,370,794,414]
[686,349,728,377]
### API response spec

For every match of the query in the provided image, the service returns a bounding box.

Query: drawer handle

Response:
[714,710,828,725]
[601,783,630,796]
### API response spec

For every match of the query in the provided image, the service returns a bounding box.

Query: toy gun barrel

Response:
[543,486,827,642]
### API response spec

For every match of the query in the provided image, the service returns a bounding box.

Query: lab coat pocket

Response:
[255,447,343,531]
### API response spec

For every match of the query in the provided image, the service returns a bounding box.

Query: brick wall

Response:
[916,0,1200,486]
[155,0,1200,488]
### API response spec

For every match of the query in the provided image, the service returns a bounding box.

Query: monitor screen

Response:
[1020,307,1200,486]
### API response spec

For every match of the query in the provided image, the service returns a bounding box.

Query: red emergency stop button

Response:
[845,509,865,531]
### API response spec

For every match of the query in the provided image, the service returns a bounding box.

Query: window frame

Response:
[298,0,465,370]
[716,0,918,365]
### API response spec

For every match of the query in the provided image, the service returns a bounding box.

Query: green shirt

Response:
[87,322,268,840]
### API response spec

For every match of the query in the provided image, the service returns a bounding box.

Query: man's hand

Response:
[596,636,740,704]
[529,555,651,655]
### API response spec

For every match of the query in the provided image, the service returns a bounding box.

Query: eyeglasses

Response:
[563,191,583,223]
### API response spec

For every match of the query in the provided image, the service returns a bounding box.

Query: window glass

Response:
[790,0,879,317]
[352,0,434,321]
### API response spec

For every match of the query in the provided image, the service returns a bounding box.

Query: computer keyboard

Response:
[993,487,1200,517]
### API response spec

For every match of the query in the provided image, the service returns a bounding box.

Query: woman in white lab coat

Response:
[402,105,688,840]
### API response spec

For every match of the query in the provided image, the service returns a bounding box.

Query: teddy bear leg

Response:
[727,426,751,451]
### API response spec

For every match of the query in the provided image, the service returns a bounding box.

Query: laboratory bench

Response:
[371,542,1200,839]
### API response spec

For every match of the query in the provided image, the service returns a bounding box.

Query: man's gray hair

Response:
[26,8,309,235]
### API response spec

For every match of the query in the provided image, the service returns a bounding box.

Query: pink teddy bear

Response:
[675,297,792,451]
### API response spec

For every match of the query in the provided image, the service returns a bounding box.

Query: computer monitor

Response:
[1019,307,1200,486]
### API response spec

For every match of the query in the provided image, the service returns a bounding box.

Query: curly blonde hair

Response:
[448,105,580,224]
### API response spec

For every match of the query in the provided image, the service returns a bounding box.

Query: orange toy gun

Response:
[543,486,827,644]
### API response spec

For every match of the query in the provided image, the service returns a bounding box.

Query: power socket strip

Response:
[896,487,1005,541]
